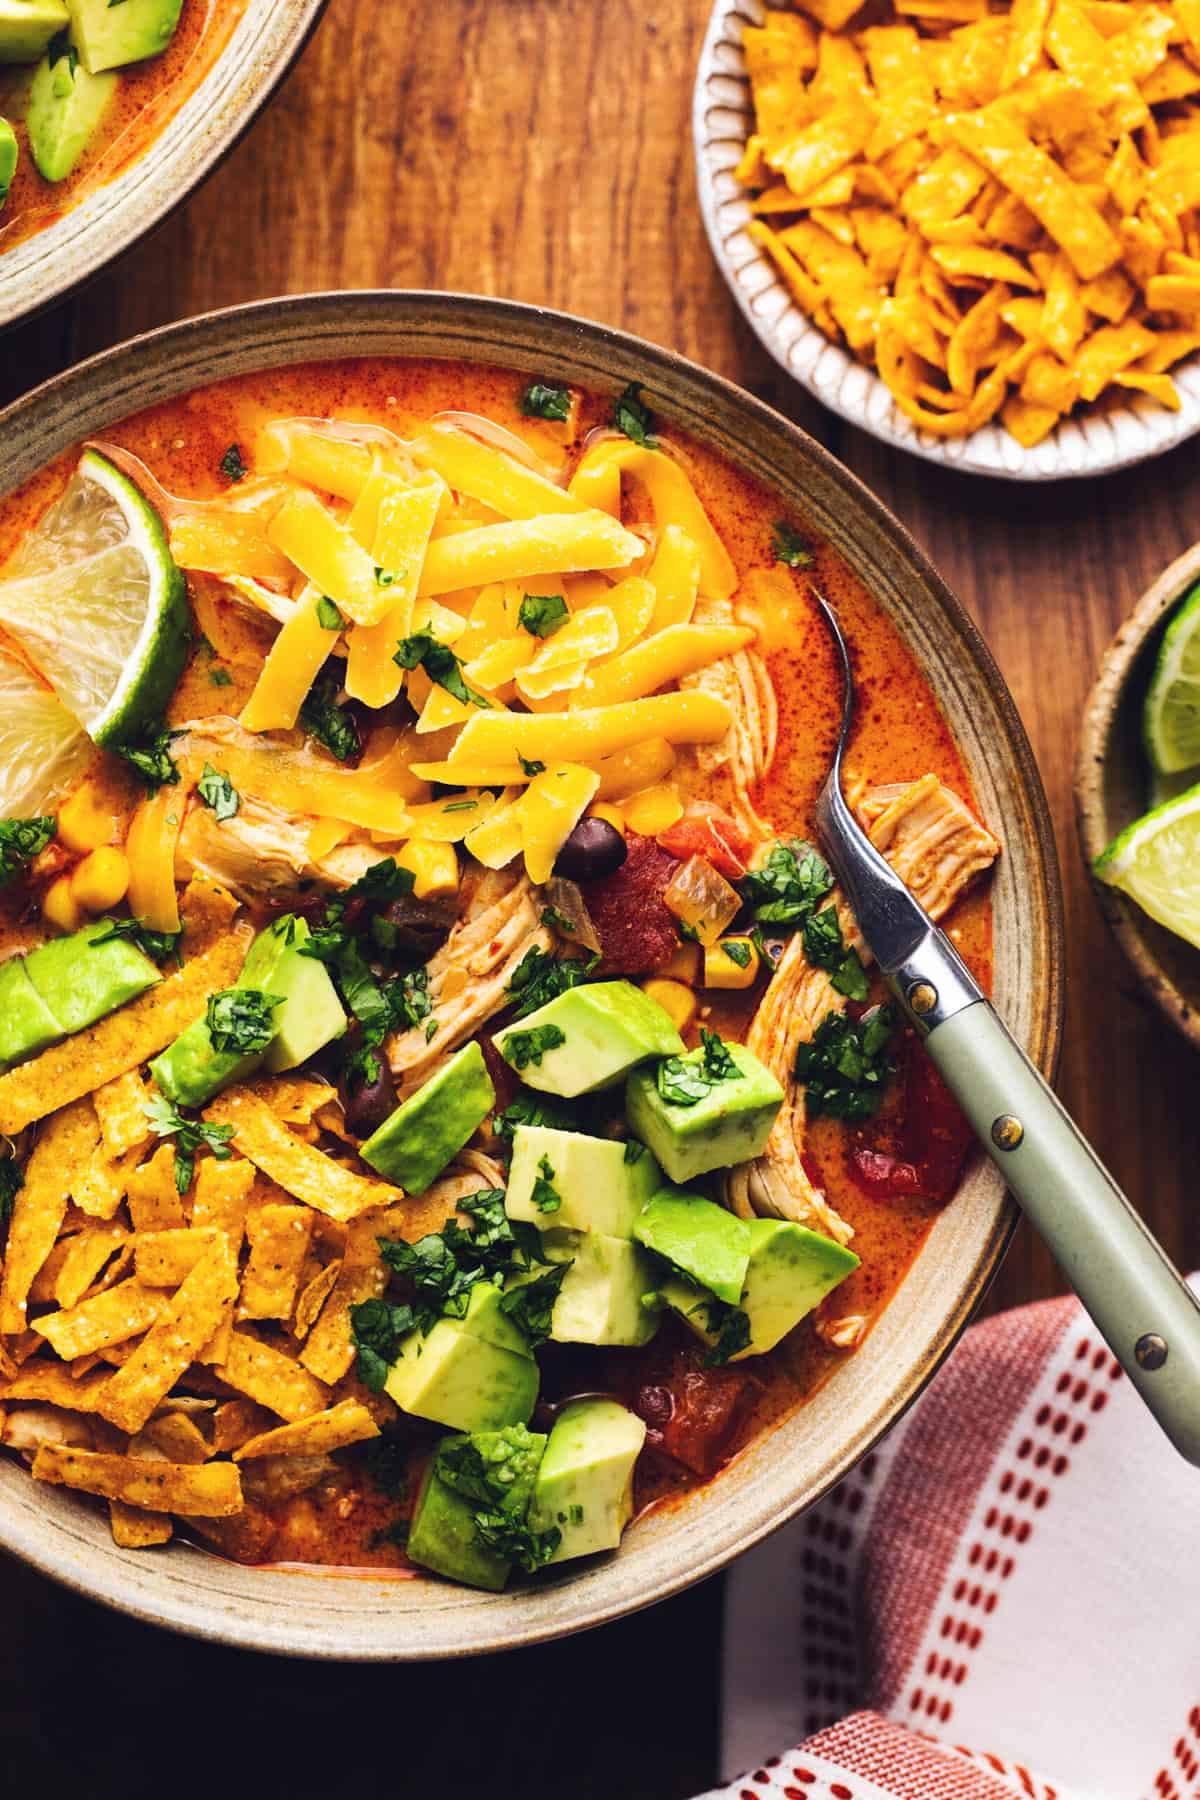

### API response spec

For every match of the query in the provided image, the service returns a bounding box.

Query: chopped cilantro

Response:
[507,945,597,1018]
[379,1232,485,1334]
[519,755,546,776]
[316,595,346,630]
[300,672,362,765]
[142,1093,234,1193]
[424,1017,439,1042]
[47,28,78,74]
[739,838,833,929]
[205,987,282,1056]
[0,816,55,886]
[771,522,814,568]
[349,1297,415,1392]
[219,443,247,484]
[197,762,239,821]
[623,1140,646,1164]
[0,1156,22,1228]
[531,1155,561,1214]
[520,381,572,422]
[116,723,181,793]
[721,938,752,969]
[89,917,182,963]
[613,381,656,447]
[362,1433,410,1497]
[499,1262,570,1347]
[795,1005,895,1121]
[801,903,868,1002]
[500,1023,566,1070]
[656,1029,738,1107]
[705,1305,752,1366]
[209,666,233,688]
[540,904,576,935]
[393,633,492,710]
[442,1189,544,1277]
[375,567,398,588]
[435,1426,562,1569]
[493,1094,575,1148]
[473,1510,562,1572]
[701,1027,737,1080]
[519,593,568,638]
[441,799,477,814]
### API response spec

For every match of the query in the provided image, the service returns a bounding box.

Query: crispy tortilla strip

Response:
[33,1443,243,1516]
[179,876,241,952]
[205,1088,402,1222]
[214,1327,331,1422]
[190,1504,276,1562]
[0,1362,112,1412]
[110,1499,173,1547]
[234,1398,379,1461]
[28,1240,74,1306]
[212,1399,276,1453]
[197,1298,237,1367]
[92,1071,152,1158]
[140,1413,211,1464]
[35,1279,171,1362]
[133,1228,219,1288]
[0,926,254,1136]
[126,1145,186,1232]
[72,1145,142,1221]
[240,1204,314,1321]
[292,1259,341,1341]
[300,1205,406,1385]
[55,1224,128,1311]
[191,1154,256,1251]
[0,1100,101,1335]
[98,1242,240,1434]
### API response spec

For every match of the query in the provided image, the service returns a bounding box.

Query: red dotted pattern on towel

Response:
[1141,1702,1200,1800]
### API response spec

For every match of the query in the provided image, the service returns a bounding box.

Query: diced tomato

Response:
[581,832,683,974]
[659,804,753,880]
[849,1031,974,1203]
[630,1337,758,1477]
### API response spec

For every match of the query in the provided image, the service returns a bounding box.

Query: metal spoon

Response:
[811,589,1200,1465]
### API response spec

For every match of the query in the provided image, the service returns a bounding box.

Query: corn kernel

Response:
[396,840,460,900]
[659,941,701,984]
[623,782,685,836]
[640,977,697,1034]
[588,802,626,837]
[43,874,84,934]
[704,936,760,990]
[69,846,131,914]
[57,781,122,853]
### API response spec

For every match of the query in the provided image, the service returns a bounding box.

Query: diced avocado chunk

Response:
[24,919,159,1035]
[149,915,294,1106]
[384,1311,538,1433]
[633,1185,751,1305]
[262,936,346,1073]
[625,1040,784,1184]
[493,980,684,1098]
[0,118,17,207]
[67,0,181,73]
[528,1398,646,1563]
[505,1124,661,1238]
[26,36,116,181]
[360,1041,495,1194]
[538,1231,661,1347]
[0,953,63,1067]
[663,1219,861,1360]
[456,1279,533,1358]
[407,1425,547,1592]
[0,0,69,63]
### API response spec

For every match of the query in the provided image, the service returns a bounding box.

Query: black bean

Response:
[339,1027,398,1137]
[553,817,628,881]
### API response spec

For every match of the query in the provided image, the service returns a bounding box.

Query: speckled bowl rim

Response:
[0,0,329,332]
[694,0,1200,482]
[0,291,1064,1658]
[1075,544,1200,1047]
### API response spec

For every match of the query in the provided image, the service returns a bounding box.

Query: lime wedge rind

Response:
[1143,580,1200,777]
[1094,782,1200,952]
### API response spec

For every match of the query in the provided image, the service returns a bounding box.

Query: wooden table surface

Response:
[2,1,1199,1791]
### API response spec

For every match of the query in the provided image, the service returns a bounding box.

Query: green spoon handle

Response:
[918,999,1200,1465]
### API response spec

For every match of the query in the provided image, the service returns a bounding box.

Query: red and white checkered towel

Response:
[702,1281,1200,1800]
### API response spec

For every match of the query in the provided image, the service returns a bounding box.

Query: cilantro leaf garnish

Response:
[378,1200,546,1338]
[739,838,833,929]
[519,593,568,638]
[499,1263,571,1347]
[531,1155,561,1214]
[209,667,233,688]
[205,987,282,1056]
[116,723,181,793]
[434,1427,563,1569]
[316,595,346,631]
[393,633,492,710]
[507,945,597,1018]
[142,1093,235,1193]
[519,755,546,776]
[705,1304,752,1366]
[801,903,868,1001]
[540,904,576,935]
[349,1297,415,1392]
[656,1029,738,1107]
[442,1189,544,1276]
[500,1023,566,1070]
[299,672,362,765]
[0,816,55,886]
[794,1005,895,1121]
[90,917,182,963]
[219,443,247,484]
[198,762,239,821]
[0,1156,23,1228]
[722,939,752,969]
[473,1510,562,1572]
[771,522,814,568]
[493,1094,576,1148]
[520,381,572,422]
[613,382,656,447]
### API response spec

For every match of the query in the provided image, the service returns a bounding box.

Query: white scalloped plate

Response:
[694,0,1200,481]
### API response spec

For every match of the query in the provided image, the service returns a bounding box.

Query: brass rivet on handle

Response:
[909,981,938,1016]
[1135,1333,1168,1371]
[991,1113,1024,1151]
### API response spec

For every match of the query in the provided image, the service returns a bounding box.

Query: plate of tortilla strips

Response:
[695,0,1200,479]
[0,293,1060,1657]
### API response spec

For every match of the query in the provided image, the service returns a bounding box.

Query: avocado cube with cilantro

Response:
[493,980,684,1098]
[24,918,160,1036]
[384,1284,538,1433]
[527,1398,646,1563]
[633,1186,751,1305]
[537,1230,661,1347]
[407,1424,549,1592]
[505,1124,661,1237]
[662,1218,860,1360]
[360,1040,495,1194]
[624,1035,784,1184]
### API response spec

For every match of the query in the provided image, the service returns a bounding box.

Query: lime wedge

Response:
[1094,784,1200,949]
[1143,581,1200,775]
[0,647,92,817]
[0,449,189,748]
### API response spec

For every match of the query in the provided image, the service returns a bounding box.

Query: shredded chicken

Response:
[2,1404,94,1456]
[387,873,550,1093]
[240,1452,337,1503]
[177,791,380,899]
[391,1150,509,1242]
[725,775,1000,1237]
[679,597,778,842]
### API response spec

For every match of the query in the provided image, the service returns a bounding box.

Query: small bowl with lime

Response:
[1077,543,1200,1047]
